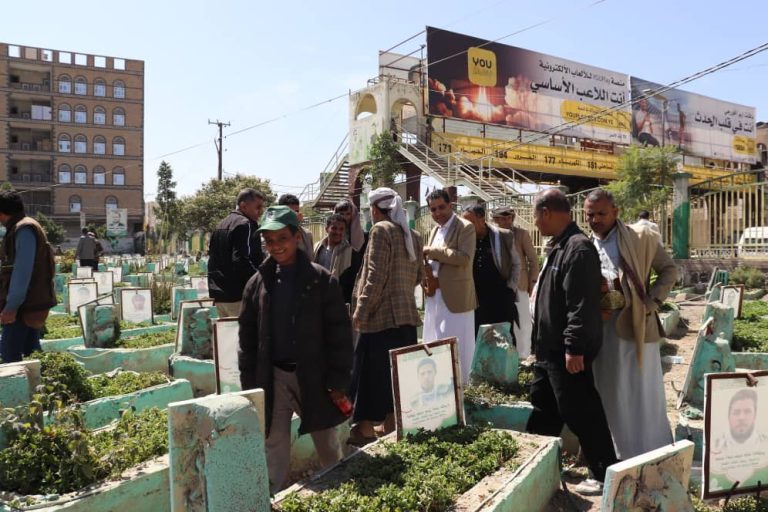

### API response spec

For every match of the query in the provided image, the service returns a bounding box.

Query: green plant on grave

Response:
[58,249,76,273]
[114,330,176,349]
[88,371,168,398]
[27,352,95,403]
[0,402,168,497]
[464,365,534,407]
[150,280,172,315]
[692,495,768,512]
[730,266,766,289]
[732,300,768,352]
[278,425,519,512]
[42,314,82,340]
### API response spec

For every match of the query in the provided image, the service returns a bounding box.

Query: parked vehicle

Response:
[737,227,768,257]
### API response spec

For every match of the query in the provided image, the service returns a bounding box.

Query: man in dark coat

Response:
[526,189,617,496]
[238,205,353,494]
[208,188,266,317]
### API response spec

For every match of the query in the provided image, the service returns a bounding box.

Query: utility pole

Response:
[208,119,230,180]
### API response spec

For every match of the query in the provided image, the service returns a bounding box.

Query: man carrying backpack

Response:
[0,190,56,362]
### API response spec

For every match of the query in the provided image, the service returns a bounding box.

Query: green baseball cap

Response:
[258,205,299,232]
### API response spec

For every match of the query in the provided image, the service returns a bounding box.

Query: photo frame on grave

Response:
[175,299,216,352]
[703,370,768,500]
[111,265,123,284]
[68,281,98,314]
[189,277,209,299]
[213,318,241,394]
[677,316,714,409]
[77,294,115,340]
[93,270,114,296]
[76,266,93,279]
[719,284,745,319]
[120,288,154,325]
[390,337,464,440]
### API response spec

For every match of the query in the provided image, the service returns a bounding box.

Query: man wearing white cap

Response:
[350,187,423,444]
[422,189,477,385]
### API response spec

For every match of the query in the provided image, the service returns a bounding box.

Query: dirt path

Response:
[544,300,706,511]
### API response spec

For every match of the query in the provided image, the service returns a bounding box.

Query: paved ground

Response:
[544,300,706,511]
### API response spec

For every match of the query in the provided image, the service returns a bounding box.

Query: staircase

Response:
[299,135,351,210]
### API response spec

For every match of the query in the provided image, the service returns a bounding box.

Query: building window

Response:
[112,107,125,126]
[93,166,106,185]
[58,134,71,153]
[58,75,71,94]
[74,76,87,95]
[112,168,125,185]
[94,106,106,125]
[58,164,71,184]
[113,80,125,99]
[94,79,106,97]
[74,165,87,184]
[74,105,87,124]
[93,135,106,155]
[105,196,118,209]
[74,134,87,154]
[69,195,82,213]
[113,137,125,156]
[58,103,71,122]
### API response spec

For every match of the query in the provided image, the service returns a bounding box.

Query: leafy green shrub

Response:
[277,425,519,512]
[732,300,768,352]
[730,266,766,289]
[114,330,176,349]
[0,402,167,496]
[150,280,172,315]
[88,371,168,398]
[464,365,533,407]
[42,315,82,340]
[29,352,95,403]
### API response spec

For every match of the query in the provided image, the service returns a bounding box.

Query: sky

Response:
[3,0,767,200]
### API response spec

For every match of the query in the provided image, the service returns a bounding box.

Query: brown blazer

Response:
[511,226,539,293]
[352,221,423,333]
[425,215,478,313]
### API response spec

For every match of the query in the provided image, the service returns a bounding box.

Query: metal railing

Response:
[298,133,349,206]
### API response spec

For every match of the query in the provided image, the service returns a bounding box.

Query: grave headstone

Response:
[179,306,218,360]
[81,303,119,348]
[213,319,241,394]
[173,287,200,320]
[470,322,519,387]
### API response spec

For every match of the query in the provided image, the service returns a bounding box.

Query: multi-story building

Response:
[0,42,144,240]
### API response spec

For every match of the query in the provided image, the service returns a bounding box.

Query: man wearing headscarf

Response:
[350,187,423,445]
[422,189,477,385]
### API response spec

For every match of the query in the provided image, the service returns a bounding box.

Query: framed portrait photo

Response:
[68,281,98,313]
[213,318,241,394]
[719,284,745,319]
[119,288,153,325]
[190,277,209,299]
[703,371,768,499]
[390,337,464,440]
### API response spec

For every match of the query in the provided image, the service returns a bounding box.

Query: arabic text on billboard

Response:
[630,77,756,164]
[426,27,631,144]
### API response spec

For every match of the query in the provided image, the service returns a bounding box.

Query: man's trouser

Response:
[266,367,341,493]
[526,359,618,481]
[1,319,42,363]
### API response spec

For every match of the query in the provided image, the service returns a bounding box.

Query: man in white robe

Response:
[584,189,678,460]
[422,189,477,385]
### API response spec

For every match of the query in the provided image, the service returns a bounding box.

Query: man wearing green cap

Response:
[238,205,353,494]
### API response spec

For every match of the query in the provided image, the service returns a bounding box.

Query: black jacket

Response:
[532,222,602,363]
[237,251,353,435]
[207,210,264,302]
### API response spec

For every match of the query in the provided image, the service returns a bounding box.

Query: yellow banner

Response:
[433,132,752,185]
[733,135,756,155]
[559,101,631,132]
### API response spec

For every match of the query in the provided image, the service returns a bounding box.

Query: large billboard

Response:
[426,27,632,144]
[630,77,756,164]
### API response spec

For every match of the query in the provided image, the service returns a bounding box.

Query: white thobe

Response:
[423,216,475,385]
[513,291,533,358]
[592,228,672,460]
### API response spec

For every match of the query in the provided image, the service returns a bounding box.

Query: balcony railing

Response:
[8,140,53,151]
[9,174,53,185]
[9,82,51,93]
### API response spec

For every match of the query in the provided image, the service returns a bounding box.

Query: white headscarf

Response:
[368,187,416,261]
[334,199,365,252]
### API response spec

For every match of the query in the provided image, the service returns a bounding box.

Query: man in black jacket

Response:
[238,206,353,493]
[526,189,617,496]
[208,188,266,317]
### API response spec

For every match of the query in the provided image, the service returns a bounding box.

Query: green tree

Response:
[36,212,66,245]
[178,174,276,234]
[606,145,680,221]
[363,131,402,188]
[154,161,178,251]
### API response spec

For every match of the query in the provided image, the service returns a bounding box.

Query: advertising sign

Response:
[630,77,756,163]
[106,208,128,237]
[426,27,631,144]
